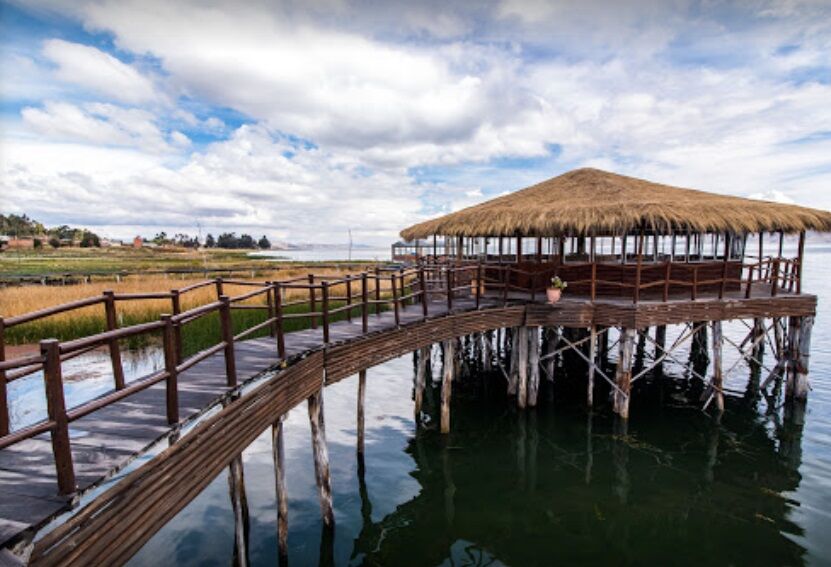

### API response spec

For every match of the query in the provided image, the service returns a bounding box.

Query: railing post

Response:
[374,267,382,316]
[745,261,754,299]
[308,275,318,329]
[361,274,369,333]
[771,259,780,297]
[591,261,598,302]
[41,339,75,495]
[161,314,179,424]
[0,317,8,436]
[398,270,406,311]
[419,267,428,317]
[215,277,224,299]
[102,290,126,390]
[219,295,237,387]
[275,283,286,359]
[797,230,806,294]
[662,261,670,302]
[719,233,730,299]
[322,282,330,343]
[392,275,401,326]
[345,277,353,322]
[633,231,644,304]
[171,289,183,364]
[476,262,482,309]
[446,267,453,311]
[266,281,278,337]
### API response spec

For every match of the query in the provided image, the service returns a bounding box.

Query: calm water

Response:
[115,244,831,566]
[249,248,391,262]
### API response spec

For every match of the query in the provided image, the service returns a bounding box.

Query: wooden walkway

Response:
[0,297,479,548]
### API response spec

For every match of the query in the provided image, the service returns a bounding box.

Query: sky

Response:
[1,0,830,245]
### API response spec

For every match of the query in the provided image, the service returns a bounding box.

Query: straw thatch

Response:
[400,168,831,239]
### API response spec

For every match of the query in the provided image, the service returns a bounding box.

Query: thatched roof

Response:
[400,168,831,240]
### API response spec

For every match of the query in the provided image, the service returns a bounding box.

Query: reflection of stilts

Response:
[780,400,806,472]
[357,452,372,540]
[527,411,538,492]
[272,417,289,564]
[516,412,527,490]
[441,440,456,528]
[228,454,250,567]
[357,369,367,453]
[704,414,720,484]
[612,418,629,505]
[585,412,593,485]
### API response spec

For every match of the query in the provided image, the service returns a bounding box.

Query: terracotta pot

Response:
[546,288,562,303]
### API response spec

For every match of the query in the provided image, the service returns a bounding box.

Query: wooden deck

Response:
[0,286,817,552]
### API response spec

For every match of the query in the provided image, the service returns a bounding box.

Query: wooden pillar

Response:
[614,329,635,419]
[308,390,334,527]
[508,327,519,395]
[103,290,125,390]
[528,327,540,407]
[357,369,367,454]
[228,454,250,567]
[711,320,724,412]
[786,316,813,400]
[587,326,597,407]
[441,340,454,434]
[517,326,529,409]
[481,332,492,372]
[654,325,667,375]
[797,231,806,294]
[219,295,237,387]
[543,327,558,383]
[415,346,429,423]
[272,417,289,561]
[41,339,76,495]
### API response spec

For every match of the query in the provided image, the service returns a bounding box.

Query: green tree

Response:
[258,235,271,249]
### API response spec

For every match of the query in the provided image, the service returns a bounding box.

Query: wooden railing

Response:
[0,255,802,495]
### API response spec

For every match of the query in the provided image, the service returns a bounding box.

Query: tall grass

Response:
[1,268,395,351]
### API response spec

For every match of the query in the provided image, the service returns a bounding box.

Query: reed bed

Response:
[0,266,393,349]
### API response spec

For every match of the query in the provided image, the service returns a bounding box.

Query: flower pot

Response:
[546,288,562,303]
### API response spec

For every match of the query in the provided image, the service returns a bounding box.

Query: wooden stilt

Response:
[654,325,667,375]
[308,390,334,527]
[272,418,288,561]
[544,327,558,382]
[228,455,250,567]
[357,369,367,454]
[415,346,429,423]
[787,316,813,400]
[587,326,596,407]
[711,320,724,412]
[517,326,529,409]
[614,328,635,418]
[528,327,540,407]
[441,340,454,434]
[508,327,519,395]
[481,332,492,372]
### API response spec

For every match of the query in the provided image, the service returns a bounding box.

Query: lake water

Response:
[58,246,831,565]
[249,248,391,263]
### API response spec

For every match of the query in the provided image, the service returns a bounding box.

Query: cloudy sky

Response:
[1,0,830,245]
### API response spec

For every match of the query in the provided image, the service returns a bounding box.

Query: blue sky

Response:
[2,0,831,244]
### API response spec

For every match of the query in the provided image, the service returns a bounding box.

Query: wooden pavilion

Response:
[398,167,831,417]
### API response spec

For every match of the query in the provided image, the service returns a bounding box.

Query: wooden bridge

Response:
[0,257,817,565]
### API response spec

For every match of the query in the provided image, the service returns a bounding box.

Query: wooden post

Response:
[516,236,522,262]
[528,327,540,407]
[419,267,428,317]
[161,314,179,424]
[797,231,806,294]
[719,233,730,299]
[633,229,644,304]
[662,261,671,302]
[41,339,76,495]
[0,317,8,436]
[103,290,126,390]
[692,266,698,300]
[544,326,558,383]
[590,261,597,301]
[215,277,224,299]
[345,277,353,322]
[228,454,250,567]
[475,261,482,309]
[587,326,597,407]
[614,329,635,419]
[508,327,519,395]
[171,289,183,363]
[654,325,667,375]
[415,346,429,422]
[308,389,334,527]
[441,340,454,434]
[391,275,400,326]
[357,369,367,454]
[446,267,453,311]
[711,320,724,412]
[275,284,286,359]
[788,315,813,400]
[771,259,780,296]
[322,282,330,343]
[374,267,382,316]
[517,326,529,409]
[308,274,317,329]
[361,274,369,333]
[265,282,278,337]
[219,295,237,387]
[272,417,289,560]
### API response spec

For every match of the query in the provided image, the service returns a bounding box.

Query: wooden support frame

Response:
[308,389,334,527]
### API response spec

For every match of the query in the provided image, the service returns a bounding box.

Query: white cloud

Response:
[42,39,159,105]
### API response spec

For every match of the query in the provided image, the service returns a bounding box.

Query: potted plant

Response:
[547,276,567,303]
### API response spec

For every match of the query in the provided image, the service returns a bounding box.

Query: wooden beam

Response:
[528,327,540,407]
[441,340,454,434]
[308,389,334,527]
[517,326,529,409]
[228,454,250,567]
[414,346,429,423]
[272,417,289,561]
[587,326,596,407]
[614,328,635,419]
[711,320,724,412]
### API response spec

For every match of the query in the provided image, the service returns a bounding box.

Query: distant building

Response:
[5,237,35,250]
[133,236,143,248]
